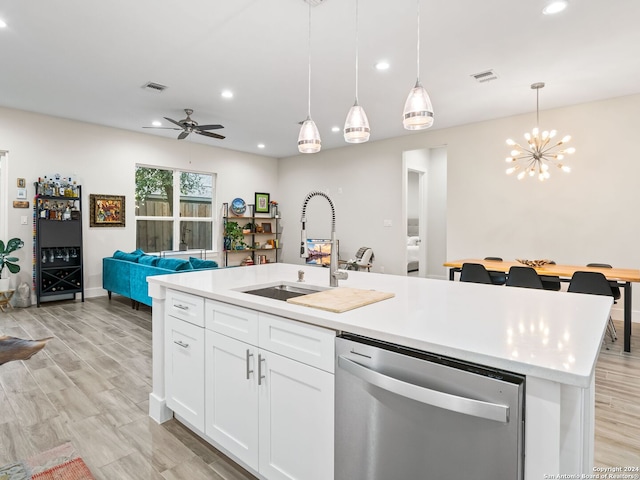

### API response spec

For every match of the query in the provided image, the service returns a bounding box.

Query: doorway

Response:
[403,147,447,279]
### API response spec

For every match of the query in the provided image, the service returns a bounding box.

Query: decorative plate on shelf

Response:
[516,258,551,267]
[230,198,246,216]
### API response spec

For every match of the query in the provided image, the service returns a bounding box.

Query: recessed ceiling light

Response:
[0,19,7,28]
[221,90,233,99]
[542,0,568,15]
[331,126,340,133]
[152,120,162,127]
[375,61,390,71]
[257,143,265,149]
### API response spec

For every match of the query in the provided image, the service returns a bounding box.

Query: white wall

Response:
[0,107,278,298]
[278,93,640,318]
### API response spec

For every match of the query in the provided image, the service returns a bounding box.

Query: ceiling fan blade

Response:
[164,117,185,128]
[196,130,225,140]
[142,126,182,130]
[196,124,224,131]
[177,131,190,140]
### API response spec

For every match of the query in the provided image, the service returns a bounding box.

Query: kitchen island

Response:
[147,263,612,479]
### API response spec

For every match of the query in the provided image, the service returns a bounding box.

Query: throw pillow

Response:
[156,258,193,271]
[190,257,219,269]
[113,250,141,263]
[138,255,159,266]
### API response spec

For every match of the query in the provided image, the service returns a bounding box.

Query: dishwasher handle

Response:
[338,355,510,423]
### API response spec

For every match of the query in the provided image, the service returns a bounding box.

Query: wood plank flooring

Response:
[0,297,638,477]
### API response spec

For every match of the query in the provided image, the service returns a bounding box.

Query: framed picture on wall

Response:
[89,194,126,227]
[254,192,270,214]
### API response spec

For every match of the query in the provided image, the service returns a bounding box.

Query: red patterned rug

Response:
[0,443,95,480]
[32,458,94,480]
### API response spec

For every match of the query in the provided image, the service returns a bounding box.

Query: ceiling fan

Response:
[144,108,225,140]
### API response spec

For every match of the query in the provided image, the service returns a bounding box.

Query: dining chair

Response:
[459,263,493,285]
[586,263,621,341]
[568,271,617,343]
[506,266,544,289]
[540,260,562,291]
[484,257,507,285]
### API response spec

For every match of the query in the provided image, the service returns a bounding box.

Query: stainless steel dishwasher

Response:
[335,334,525,480]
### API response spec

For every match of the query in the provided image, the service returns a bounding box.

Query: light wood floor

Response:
[0,297,638,477]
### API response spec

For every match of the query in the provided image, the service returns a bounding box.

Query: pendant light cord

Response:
[416,0,421,81]
[536,87,540,128]
[307,2,312,117]
[354,0,360,102]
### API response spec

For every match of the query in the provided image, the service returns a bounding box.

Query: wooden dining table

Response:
[444,259,640,352]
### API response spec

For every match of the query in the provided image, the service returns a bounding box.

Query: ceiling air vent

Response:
[142,82,168,93]
[303,0,327,6]
[471,70,498,83]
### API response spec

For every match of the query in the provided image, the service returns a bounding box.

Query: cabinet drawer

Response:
[205,299,259,345]
[166,289,204,327]
[259,314,335,373]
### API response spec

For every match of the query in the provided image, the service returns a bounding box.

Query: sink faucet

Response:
[300,191,348,287]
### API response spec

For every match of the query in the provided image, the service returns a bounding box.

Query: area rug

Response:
[0,443,94,480]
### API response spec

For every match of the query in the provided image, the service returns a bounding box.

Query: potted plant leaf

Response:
[224,222,247,250]
[0,237,24,291]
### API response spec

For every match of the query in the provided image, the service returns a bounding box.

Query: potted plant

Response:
[224,222,247,250]
[0,237,24,291]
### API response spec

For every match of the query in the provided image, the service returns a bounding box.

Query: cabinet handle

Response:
[174,340,189,349]
[174,303,189,311]
[258,354,266,385]
[246,349,254,380]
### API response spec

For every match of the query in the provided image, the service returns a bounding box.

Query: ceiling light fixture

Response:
[375,61,390,71]
[258,143,266,149]
[298,1,321,154]
[221,90,233,99]
[331,126,340,132]
[344,0,370,143]
[542,0,569,15]
[403,0,434,130]
[0,19,7,28]
[152,120,162,127]
[505,82,575,181]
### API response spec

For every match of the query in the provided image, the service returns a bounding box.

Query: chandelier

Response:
[505,82,575,181]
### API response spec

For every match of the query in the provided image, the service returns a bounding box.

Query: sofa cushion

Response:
[138,255,159,266]
[156,257,193,271]
[113,250,141,263]
[190,257,218,269]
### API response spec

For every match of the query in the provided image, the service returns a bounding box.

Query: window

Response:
[135,166,215,253]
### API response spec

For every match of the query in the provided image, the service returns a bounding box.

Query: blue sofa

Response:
[103,250,218,309]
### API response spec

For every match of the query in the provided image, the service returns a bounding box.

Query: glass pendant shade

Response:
[403,79,434,130]
[298,117,321,154]
[344,100,370,143]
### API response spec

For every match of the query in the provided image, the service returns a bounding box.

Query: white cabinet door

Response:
[165,315,205,431]
[205,330,259,471]
[258,350,334,480]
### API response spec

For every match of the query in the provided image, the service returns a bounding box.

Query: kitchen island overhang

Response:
[147,262,612,478]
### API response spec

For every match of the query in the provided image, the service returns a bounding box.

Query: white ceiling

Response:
[1,0,639,158]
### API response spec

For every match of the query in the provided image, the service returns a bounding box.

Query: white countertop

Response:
[148,263,612,388]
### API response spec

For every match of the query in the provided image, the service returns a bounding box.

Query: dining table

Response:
[443,258,640,352]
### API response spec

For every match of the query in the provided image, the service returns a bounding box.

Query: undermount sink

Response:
[241,283,327,301]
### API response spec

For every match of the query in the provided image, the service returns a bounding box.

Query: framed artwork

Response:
[90,194,126,227]
[254,192,270,214]
[17,178,26,188]
[261,222,272,233]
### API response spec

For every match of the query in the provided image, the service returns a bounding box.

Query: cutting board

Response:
[286,287,395,313]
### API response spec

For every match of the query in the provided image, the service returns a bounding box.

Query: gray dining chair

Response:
[568,271,617,343]
[506,266,544,289]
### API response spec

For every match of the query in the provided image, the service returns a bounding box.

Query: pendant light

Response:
[403,0,434,130]
[505,82,575,181]
[343,0,370,143]
[298,2,321,154]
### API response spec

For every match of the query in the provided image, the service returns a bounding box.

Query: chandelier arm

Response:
[539,140,564,155]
